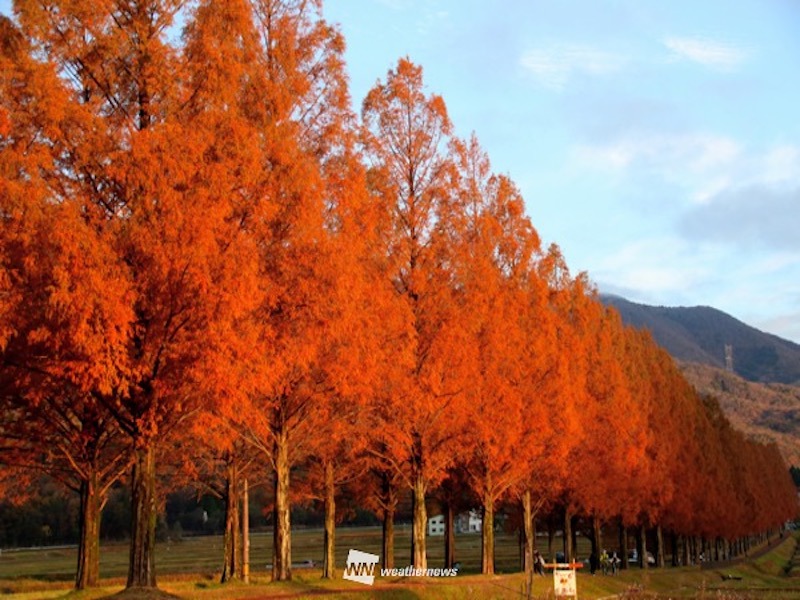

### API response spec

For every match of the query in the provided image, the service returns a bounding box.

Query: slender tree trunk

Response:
[411,469,427,569]
[592,515,602,557]
[640,525,648,570]
[382,505,395,570]
[273,433,292,581]
[127,444,157,589]
[242,478,249,583]
[671,533,679,567]
[444,502,455,569]
[563,507,574,562]
[481,492,495,575]
[221,461,240,583]
[656,525,665,568]
[548,523,555,560]
[322,460,336,579]
[521,490,534,576]
[380,471,396,570]
[76,473,102,589]
[619,523,629,570]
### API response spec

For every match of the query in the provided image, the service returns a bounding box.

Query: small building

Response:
[455,509,482,534]
[427,514,445,536]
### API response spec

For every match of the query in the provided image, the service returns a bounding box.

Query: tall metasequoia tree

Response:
[513,244,576,574]
[0,15,135,589]
[6,0,262,589]
[197,0,374,582]
[446,135,544,574]
[362,58,472,570]
[574,308,647,560]
[534,247,596,563]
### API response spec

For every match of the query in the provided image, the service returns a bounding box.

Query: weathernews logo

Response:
[343,548,459,586]
[343,549,379,585]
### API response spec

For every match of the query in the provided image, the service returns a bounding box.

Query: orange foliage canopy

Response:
[0,1,796,591]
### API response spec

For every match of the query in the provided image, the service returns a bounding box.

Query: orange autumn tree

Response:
[575,307,647,561]
[536,250,596,562]
[293,146,394,580]
[445,134,544,574]
[0,15,134,589]
[200,0,374,582]
[513,244,581,574]
[361,57,473,570]
[8,0,263,590]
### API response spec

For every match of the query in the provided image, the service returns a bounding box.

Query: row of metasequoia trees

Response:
[0,0,796,591]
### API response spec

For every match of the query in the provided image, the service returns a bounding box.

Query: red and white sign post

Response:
[545,561,583,599]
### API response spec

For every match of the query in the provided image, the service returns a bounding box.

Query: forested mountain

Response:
[680,362,800,467]
[601,295,800,467]
[601,294,800,385]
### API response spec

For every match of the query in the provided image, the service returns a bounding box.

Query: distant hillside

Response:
[679,362,800,468]
[601,295,800,385]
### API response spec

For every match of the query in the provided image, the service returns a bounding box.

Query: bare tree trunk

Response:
[382,507,395,570]
[564,507,574,562]
[411,469,427,569]
[76,473,102,589]
[322,460,336,579]
[444,502,455,569]
[273,433,292,581]
[481,492,495,575]
[221,461,240,583]
[671,533,679,567]
[381,472,396,570]
[640,525,648,570]
[127,444,157,589]
[521,490,534,575]
[242,478,249,583]
[619,523,628,570]
[592,515,602,557]
[656,525,665,568]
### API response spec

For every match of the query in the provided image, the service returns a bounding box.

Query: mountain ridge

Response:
[599,294,800,468]
[600,294,800,385]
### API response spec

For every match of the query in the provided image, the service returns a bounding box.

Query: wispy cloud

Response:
[663,36,749,71]
[574,135,800,206]
[573,132,742,186]
[519,45,627,91]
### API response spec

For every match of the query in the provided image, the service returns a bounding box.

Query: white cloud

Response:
[663,36,749,71]
[594,237,719,294]
[573,135,800,208]
[519,45,627,91]
[572,132,742,191]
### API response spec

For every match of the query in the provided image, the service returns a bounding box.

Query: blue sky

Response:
[323,0,800,342]
[2,1,799,343]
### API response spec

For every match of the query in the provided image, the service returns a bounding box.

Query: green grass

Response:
[1,529,797,599]
[0,525,579,582]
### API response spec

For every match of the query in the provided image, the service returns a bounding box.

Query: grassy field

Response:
[0,527,797,599]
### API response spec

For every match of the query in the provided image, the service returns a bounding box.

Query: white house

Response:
[427,510,483,536]
[427,514,445,536]
[455,509,482,534]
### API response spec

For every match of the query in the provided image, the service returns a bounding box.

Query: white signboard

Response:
[553,567,577,597]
